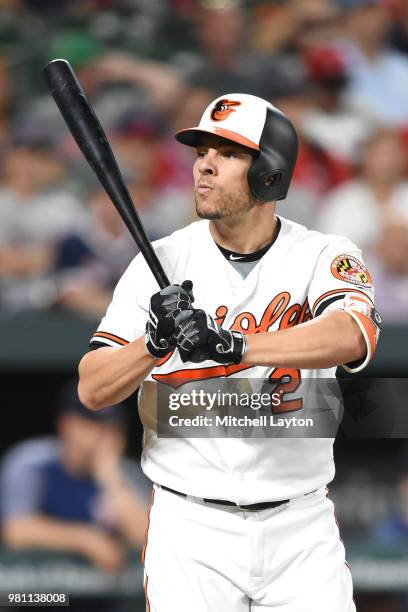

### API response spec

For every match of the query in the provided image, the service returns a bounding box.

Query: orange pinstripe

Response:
[142,488,155,612]
[152,362,254,387]
[92,331,129,346]
[141,487,155,565]
[144,574,151,612]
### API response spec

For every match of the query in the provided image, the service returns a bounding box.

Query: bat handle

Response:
[156,270,170,289]
[137,239,170,289]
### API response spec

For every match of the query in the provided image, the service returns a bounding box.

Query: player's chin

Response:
[196,208,223,220]
[195,194,222,220]
[196,203,223,220]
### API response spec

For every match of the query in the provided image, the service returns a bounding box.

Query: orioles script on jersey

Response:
[152,294,312,386]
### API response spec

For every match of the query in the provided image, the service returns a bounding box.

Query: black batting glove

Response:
[175,309,247,365]
[145,281,194,358]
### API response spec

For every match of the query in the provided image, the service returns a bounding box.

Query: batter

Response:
[79,94,381,611]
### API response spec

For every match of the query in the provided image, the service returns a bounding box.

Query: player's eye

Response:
[196,150,207,159]
[223,150,237,159]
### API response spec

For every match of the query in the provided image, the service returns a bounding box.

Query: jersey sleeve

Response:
[89,253,157,349]
[308,235,380,374]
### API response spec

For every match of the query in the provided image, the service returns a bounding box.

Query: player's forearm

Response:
[78,337,156,409]
[3,515,98,554]
[245,310,366,369]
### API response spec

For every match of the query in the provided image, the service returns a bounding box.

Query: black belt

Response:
[161,485,289,511]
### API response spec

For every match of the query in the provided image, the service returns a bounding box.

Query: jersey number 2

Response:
[269,368,302,413]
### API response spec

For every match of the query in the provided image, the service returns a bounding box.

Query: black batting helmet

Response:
[175,93,298,202]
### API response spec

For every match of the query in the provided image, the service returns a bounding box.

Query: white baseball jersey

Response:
[90,217,376,504]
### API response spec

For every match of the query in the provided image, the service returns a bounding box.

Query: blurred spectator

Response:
[95,47,254,131]
[291,0,343,50]
[171,3,249,77]
[251,0,342,58]
[369,218,408,321]
[388,0,408,55]
[318,129,408,253]
[372,457,408,547]
[54,146,193,319]
[21,0,71,16]
[14,32,148,158]
[0,381,151,573]
[111,109,182,191]
[54,187,136,318]
[0,56,13,149]
[320,130,408,252]
[337,0,408,126]
[0,141,86,310]
[301,45,372,164]
[251,1,301,56]
[92,51,197,195]
[260,2,369,176]
[258,55,351,229]
[191,3,246,72]
[95,51,184,118]
[319,128,408,321]
[109,110,194,238]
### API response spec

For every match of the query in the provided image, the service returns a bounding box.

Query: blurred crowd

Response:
[0,0,407,321]
[0,379,152,611]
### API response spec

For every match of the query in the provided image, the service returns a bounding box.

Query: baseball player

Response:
[78,93,381,611]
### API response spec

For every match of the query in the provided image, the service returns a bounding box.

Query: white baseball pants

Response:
[143,484,356,612]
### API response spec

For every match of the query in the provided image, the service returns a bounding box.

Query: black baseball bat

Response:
[43,58,170,289]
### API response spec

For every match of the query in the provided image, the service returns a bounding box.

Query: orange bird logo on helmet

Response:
[210,99,241,121]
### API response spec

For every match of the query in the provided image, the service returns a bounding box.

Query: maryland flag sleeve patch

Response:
[330,255,372,288]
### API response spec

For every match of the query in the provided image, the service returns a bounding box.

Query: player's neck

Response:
[209,203,278,254]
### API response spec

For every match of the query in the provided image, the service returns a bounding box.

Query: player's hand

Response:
[145,281,194,358]
[175,309,247,364]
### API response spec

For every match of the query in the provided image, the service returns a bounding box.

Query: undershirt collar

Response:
[215,218,281,263]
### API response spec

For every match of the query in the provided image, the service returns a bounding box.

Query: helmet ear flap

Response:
[247,164,284,201]
[247,107,298,202]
